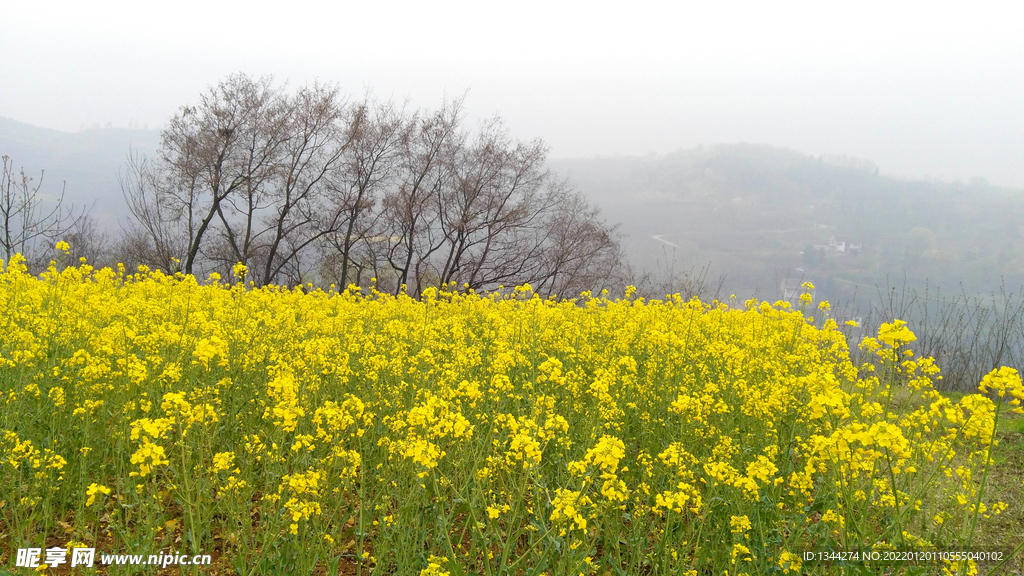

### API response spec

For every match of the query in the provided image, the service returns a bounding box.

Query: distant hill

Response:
[550,144,1024,301]
[4,118,1022,302]
[0,117,160,228]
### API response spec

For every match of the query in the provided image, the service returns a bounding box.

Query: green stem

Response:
[356,436,366,576]
[961,398,1002,573]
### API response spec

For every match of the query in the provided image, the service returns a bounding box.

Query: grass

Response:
[973,416,1024,574]
[932,389,1024,574]
[875,386,1024,574]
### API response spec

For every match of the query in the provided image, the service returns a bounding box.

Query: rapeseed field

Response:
[1,249,1021,575]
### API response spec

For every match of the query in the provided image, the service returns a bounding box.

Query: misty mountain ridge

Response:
[0,116,160,228]
[549,144,1024,301]
[3,117,1021,302]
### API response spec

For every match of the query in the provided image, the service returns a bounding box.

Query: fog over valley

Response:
[4,114,1023,308]
[3,1,1024,306]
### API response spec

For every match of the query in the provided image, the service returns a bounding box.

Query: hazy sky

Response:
[3,1,1024,187]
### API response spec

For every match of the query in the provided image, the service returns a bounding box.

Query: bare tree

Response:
[122,74,624,295]
[372,106,625,297]
[63,214,114,267]
[123,75,363,285]
[1,155,84,270]
[221,82,353,285]
[379,98,464,294]
[432,118,560,290]
[323,98,406,288]
[205,80,291,277]
[531,187,625,298]
[122,74,288,278]
[120,149,187,271]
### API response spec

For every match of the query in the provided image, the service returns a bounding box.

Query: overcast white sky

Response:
[3,1,1023,186]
